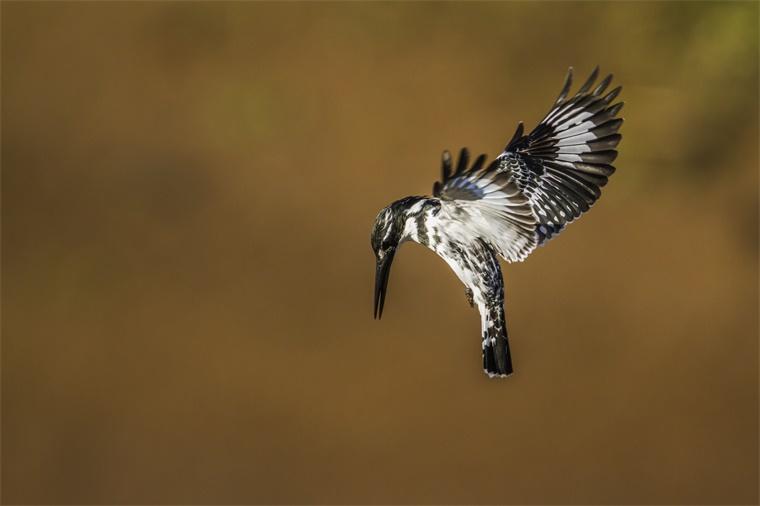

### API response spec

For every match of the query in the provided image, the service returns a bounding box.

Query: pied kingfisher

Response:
[371,67,623,378]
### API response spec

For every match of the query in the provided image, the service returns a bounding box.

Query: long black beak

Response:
[374,248,395,320]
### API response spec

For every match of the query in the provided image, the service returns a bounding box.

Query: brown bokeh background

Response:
[2,2,758,504]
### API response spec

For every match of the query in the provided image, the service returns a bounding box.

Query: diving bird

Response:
[370,66,623,378]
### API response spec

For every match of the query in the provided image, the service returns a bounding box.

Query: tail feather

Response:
[482,305,513,377]
[483,331,513,377]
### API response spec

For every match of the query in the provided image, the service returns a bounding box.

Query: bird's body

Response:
[371,67,623,377]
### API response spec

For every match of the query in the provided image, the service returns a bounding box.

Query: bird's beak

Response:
[374,248,396,320]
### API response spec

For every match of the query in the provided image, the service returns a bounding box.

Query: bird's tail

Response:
[482,305,513,377]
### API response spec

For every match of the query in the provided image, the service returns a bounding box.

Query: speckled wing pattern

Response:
[432,149,538,262]
[499,66,624,245]
[433,66,623,262]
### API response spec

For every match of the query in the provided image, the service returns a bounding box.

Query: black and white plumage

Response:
[371,67,623,378]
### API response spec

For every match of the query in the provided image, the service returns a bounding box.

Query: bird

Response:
[370,66,623,378]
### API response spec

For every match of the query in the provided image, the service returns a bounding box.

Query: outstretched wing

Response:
[498,66,623,244]
[433,66,623,262]
[433,148,538,262]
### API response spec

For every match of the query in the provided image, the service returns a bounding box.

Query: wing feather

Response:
[431,66,623,260]
[500,66,623,245]
[434,149,538,262]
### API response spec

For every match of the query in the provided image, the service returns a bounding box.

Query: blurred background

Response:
[2,2,758,504]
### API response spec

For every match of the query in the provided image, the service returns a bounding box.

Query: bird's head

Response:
[370,204,405,319]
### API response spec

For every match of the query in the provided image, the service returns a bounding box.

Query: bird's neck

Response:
[397,197,441,249]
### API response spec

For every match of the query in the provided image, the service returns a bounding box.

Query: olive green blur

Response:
[2,2,758,504]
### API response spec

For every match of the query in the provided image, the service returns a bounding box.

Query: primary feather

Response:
[435,65,623,255]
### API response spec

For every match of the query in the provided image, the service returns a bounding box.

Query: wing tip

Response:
[556,68,574,105]
[441,149,452,181]
[505,121,525,152]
